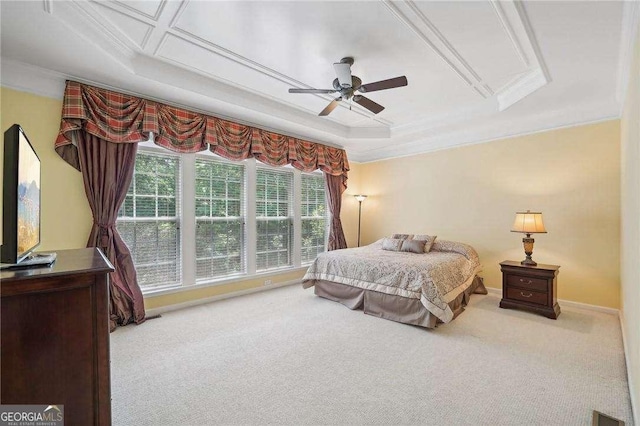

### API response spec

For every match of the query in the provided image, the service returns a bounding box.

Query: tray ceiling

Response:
[0,1,634,162]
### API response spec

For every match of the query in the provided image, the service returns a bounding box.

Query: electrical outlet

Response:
[264,279,272,286]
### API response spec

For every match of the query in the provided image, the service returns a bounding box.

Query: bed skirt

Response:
[308,276,487,329]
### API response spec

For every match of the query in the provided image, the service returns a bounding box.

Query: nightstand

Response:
[499,261,561,319]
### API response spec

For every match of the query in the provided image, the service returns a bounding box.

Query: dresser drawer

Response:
[506,274,548,292]
[506,287,548,306]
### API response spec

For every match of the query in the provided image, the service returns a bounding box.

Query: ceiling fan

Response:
[288,57,408,116]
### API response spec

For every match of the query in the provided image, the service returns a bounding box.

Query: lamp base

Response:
[521,236,537,266]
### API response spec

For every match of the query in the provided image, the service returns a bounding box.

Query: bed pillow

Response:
[381,238,403,251]
[391,233,413,240]
[431,240,479,262]
[400,239,426,254]
[412,234,437,253]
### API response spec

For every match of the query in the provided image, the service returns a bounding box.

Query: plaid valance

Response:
[55,81,349,185]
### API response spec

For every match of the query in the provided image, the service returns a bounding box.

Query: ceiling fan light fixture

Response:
[288,58,408,116]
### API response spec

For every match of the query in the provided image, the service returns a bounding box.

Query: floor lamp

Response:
[354,195,367,247]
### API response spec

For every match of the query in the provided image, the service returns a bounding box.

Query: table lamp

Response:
[511,210,547,266]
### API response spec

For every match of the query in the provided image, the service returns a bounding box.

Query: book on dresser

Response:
[1,248,115,425]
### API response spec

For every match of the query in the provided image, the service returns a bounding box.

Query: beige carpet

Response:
[111,285,633,425]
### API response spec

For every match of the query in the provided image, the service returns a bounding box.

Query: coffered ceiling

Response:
[0,1,636,162]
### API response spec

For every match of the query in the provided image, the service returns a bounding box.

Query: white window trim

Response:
[130,146,327,295]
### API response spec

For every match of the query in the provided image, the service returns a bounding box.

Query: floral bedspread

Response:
[302,239,482,323]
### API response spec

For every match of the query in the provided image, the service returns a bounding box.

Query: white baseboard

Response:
[619,311,638,425]
[145,279,301,317]
[484,286,619,315]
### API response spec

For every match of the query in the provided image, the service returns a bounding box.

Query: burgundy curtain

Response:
[76,132,145,331]
[325,172,347,251]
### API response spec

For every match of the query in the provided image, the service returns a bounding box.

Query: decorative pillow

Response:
[391,233,413,240]
[431,240,479,262]
[412,234,437,253]
[400,239,426,254]
[381,238,403,251]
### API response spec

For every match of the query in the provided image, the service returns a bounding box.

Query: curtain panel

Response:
[325,172,348,251]
[55,81,350,187]
[76,133,144,330]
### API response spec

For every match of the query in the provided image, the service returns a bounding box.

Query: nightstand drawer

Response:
[506,287,547,305]
[506,274,548,292]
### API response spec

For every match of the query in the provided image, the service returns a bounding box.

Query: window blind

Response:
[117,151,181,291]
[195,157,246,281]
[256,167,293,271]
[301,173,327,264]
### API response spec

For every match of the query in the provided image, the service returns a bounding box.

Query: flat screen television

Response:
[1,124,42,264]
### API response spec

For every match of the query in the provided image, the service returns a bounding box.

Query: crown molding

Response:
[381,0,488,98]
[88,1,156,51]
[512,1,551,84]
[350,107,619,163]
[496,68,547,111]
[52,1,136,71]
[112,0,167,22]
[0,60,67,99]
[402,0,493,95]
[616,0,640,109]
[490,0,528,68]
[492,1,550,110]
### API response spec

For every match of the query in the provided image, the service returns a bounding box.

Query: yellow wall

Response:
[0,88,93,251]
[358,120,621,308]
[620,16,640,423]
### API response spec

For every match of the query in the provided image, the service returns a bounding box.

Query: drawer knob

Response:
[519,278,533,285]
[520,291,533,298]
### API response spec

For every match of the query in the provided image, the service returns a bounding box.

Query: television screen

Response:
[1,124,41,264]
[17,129,41,257]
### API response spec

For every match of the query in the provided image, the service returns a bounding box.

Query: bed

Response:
[302,237,486,328]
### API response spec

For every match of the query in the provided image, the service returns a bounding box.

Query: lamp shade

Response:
[511,210,547,234]
[354,195,367,202]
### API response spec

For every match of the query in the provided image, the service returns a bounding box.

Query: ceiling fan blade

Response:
[333,62,353,88]
[288,88,337,94]
[319,98,341,116]
[359,76,408,93]
[353,95,385,114]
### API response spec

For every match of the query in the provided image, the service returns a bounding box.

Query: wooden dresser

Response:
[499,260,561,319]
[1,248,114,425]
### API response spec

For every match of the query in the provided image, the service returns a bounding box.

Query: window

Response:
[195,158,245,280]
[256,167,293,271]
[119,148,329,294]
[301,173,327,264]
[117,151,181,291]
